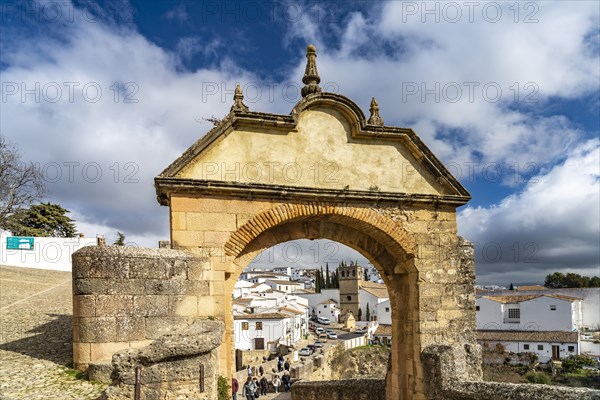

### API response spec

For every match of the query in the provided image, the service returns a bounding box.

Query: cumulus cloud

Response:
[458,139,600,284]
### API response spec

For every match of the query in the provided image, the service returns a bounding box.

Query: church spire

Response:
[367,97,384,126]
[230,83,249,112]
[301,44,322,97]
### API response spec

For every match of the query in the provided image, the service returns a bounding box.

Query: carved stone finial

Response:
[301,44,322,97]
[230,83,249,112]
[367,97,384,126]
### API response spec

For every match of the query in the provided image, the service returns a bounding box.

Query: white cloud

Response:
[458,139,600,284]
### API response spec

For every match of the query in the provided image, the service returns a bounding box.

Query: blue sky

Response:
[1,0,598,285]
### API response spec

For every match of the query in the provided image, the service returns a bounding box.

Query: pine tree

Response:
[325,263,331,288]
[114,232,125,246]
[315,270,321,293]
[4,203,76,237]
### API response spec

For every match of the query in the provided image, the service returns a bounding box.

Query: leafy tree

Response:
[0,134,45,227]
[366,303,371,321]
[545,272,566,288]
[325,263,331,288]
[114,232,125,246]
[545,272,600,288]
[4,203,76,237]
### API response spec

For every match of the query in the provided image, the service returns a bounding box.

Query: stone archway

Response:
[153,45,480,399]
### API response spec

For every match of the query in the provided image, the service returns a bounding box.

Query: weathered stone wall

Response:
[421,345,600,400]
[99,320,224,400]
[291,379,386,400]
[71,246,211,370]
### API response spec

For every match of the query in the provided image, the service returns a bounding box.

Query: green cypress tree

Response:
[325,263,331,288]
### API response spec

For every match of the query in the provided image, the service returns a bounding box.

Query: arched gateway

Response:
[152,45,481,399]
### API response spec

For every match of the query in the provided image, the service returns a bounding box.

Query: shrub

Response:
[524,371,551,385]
[562,355,595,374]
[217,375,230,400]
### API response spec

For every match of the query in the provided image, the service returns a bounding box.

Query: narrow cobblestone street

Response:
[0,265,106,400]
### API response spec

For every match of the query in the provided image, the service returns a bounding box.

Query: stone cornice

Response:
[154,178,471,207]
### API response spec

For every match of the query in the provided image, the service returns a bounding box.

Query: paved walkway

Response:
[0,265,106,399]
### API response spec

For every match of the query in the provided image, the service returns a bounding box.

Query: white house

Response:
[477,330,579,363]
[359,282,389,322]
[295,288,340,316]
[316,299,340,322]
[291,267,305,280]
[272,266,292,277]
[264,280,304,294]
[376,299,392,325]
[233,280,254,299]
[476,294,583,331]
[233,312,294,350]
[477,287,599,331]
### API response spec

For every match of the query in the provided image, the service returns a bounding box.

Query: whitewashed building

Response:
[359,282,389,322]
[264,279,304,294]
[272,266,292,276]
[316,299,340,321]
[376,299,392,325]
[476,294,583,331]
[233,313,293,350]
[233,280,254,299]
[477,330,579,363]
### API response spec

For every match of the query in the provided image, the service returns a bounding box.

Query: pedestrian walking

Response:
[260,376,268,395]
[259,365,264,376]
[252,377,260,398]
[232,377,239,400]
[242,377,256,400]
[272,374,281,393]
[247,365,252,377]
[282,371,291,392]
[284,358,290,371]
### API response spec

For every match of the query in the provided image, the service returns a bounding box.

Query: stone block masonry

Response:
[71,245,212,370]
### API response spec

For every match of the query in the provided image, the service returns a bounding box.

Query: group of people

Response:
[232,356,293,399]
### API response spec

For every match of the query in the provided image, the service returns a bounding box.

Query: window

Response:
[508,308,520,319]
[385,307,390,312]
[523,344,530,350]
[550,305,556,311]
[347,296,351,301]
[537,345,543,350]
[242,322,249,330]
[255,322,262,330]
[476,306,480,311]
[568,346,575,352]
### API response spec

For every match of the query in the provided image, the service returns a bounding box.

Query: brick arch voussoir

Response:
[224,203,417,258]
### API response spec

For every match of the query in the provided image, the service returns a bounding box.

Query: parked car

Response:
[306,344,316,353]
[316,327,326,334]
[355,326,367,333]
[327,332,338,339]
[314,340,324,348]
[318,333,328,342]
[317,317,331,325]
[299,347,312,356]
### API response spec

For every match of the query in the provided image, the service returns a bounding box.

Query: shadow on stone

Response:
[0,313,72,365]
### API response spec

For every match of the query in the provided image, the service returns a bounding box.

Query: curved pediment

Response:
[155,47,470,207]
